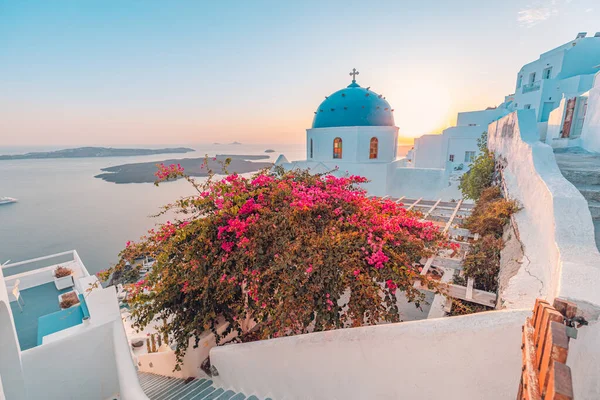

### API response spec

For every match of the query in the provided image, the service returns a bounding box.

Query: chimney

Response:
[595,32,600,38]
[576,32,587,39]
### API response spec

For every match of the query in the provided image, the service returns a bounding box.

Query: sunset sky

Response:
[1,0,599,146]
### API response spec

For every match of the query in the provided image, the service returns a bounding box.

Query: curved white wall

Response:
[306,126,398,163]
[488,110,600,399]
[488,110,600,314]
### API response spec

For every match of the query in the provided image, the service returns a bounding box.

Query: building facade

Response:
[411,32,600,167]
[277,71,405,196]
[511,32,600,124]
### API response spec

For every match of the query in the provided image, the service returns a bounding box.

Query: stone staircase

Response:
[138,372,269,400]
[554,148,600,249]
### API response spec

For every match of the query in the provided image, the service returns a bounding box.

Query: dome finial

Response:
[349,68,359,83]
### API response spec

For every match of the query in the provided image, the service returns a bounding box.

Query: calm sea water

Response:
[0,143,305,274]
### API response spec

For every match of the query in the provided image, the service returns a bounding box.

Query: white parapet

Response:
[2,250,91,299]
[488,110,600,315]
[488,110,600,400]
[210,309,529,400]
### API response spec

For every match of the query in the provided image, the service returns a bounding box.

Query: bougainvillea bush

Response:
[101,163,452,363]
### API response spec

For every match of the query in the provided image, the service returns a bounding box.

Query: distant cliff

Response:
[0,146,195,160]
[95,154,272,184]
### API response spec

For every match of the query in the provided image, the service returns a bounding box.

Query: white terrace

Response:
[0,250,146,399]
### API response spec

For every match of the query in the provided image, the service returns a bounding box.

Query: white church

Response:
[276,69,462,199]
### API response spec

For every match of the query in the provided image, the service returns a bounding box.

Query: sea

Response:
[0,143,306,275]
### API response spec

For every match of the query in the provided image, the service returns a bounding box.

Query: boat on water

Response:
[0,197,17,205]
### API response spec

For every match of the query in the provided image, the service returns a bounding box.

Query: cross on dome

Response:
[349,68,359,83]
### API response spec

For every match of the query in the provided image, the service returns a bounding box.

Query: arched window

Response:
[369,137,378,159]
[310,139,313,158]
[333,137,342,159]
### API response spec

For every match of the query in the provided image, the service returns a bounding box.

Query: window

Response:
[449,154,455,162]
[310,139,313,158]
[543,67,552,79]
[529,72,536,84]
[369,137,378,159]
[517,75,523,89]
[524,104,531,110]
[333,137,342,159]
[464,151,475,163]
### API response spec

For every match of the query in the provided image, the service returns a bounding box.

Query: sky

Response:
[1,0,599,146]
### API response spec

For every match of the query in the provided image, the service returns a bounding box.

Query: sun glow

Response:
[389,80,455,141]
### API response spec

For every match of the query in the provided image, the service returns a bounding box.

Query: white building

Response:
[277,70,404,196]
[511,32,600,125]
[411,32,600,169]
[277,70,461,199]
[412,107,509,169]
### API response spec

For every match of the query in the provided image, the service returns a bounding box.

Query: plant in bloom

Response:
[103,164,450,365]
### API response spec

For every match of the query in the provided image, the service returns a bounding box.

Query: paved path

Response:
[554,147,600,250]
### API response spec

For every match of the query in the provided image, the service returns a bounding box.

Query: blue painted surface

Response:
[37,303,84,345]
[557,40,600,80]
[138,372,268,400]
[312,81,394,129]
[79,294,90,319]
[9,282,72,350]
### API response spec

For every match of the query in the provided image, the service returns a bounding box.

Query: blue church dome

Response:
[312,71,395,129]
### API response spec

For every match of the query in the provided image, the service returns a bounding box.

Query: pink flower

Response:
[386,279,397,294]
[353,269,360,277]
[181,281,190,293]
[221,241,234,252]
[306,266,313,274]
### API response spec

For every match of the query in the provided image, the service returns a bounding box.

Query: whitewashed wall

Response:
[0,268,26,400]
[210,310,529,400]
[488,110,600,399]
[283,160,394,197]
[387,166,459,200]
[457,108,508,126]
[545,99,566,146]
[446,130,483,167]
[581,73,600,152]
[568,321,600,399]
[413,123,489,171]
[21,322,120,400]
[488,110,600,313]
[306,126,398,163]
[412,134,445,168]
